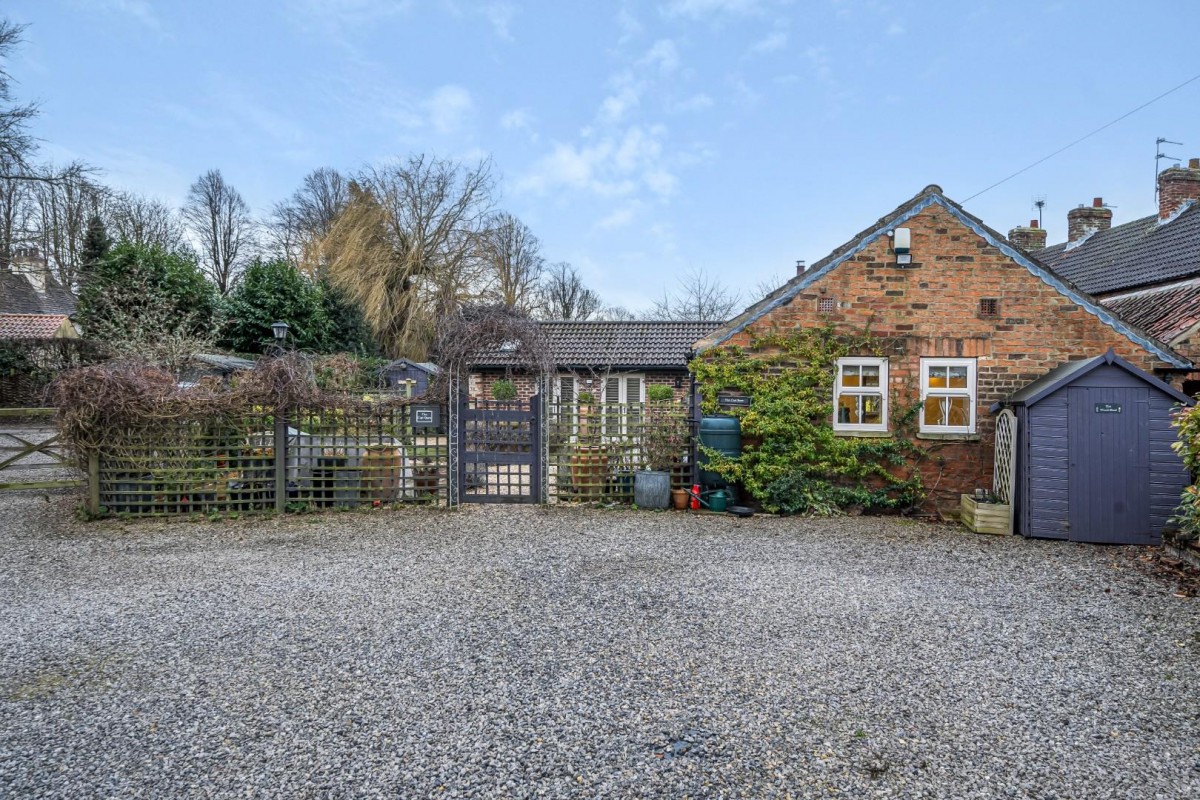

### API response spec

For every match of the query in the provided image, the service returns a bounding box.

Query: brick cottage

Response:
[693,184,1191,513]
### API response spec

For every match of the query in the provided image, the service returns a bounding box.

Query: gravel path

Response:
[1,492,1199,798]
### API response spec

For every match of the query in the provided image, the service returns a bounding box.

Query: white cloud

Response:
[748,30,787,55]
[517,124,677,201]
[597,206,637,230]
[805,46,834,83]
[426,85,474,134]
[663,0,763,18]
[641,39,680,73]
[617,8,643,42]
[887,21,905,36]
[671,93,714,113]
[482,1,517,40]
[600,80,641,124]
[500,109,533,131]
[80,0,164,32]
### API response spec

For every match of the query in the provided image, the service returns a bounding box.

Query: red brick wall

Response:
[722,202,1176,512]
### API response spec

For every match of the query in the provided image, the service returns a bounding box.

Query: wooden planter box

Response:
[960,494,1012,535]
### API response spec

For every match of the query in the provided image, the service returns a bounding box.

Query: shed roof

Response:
[692,185,1191,369]
[385,359,441,375]
[474,320,722,370]
[0,313,77,340]
[992,349,1193,411]
[1035,202,1200,295]
[191,353,256,373]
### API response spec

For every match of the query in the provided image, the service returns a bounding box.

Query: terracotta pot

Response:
[671,488,689,510]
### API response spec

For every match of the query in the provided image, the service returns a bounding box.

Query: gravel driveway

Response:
[2,492,1199,799]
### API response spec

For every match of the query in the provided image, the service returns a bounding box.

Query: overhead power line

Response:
[962,71,1200,204]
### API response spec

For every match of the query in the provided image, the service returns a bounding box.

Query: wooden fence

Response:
[87,399,450,517]
[0,408,82,491]
[546,400,693,503]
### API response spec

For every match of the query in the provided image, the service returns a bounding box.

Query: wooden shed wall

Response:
[1019,362,1188,543]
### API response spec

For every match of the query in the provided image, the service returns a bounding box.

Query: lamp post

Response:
[270,321,289,356]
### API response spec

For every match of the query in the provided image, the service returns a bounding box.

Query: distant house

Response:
[1024,158,1200,391]
[471,320,722,404]
[693,183,1190,523]
[383,359,440,396]
[0,247,77,318]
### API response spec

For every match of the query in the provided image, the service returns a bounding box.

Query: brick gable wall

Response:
[722,203,1177,512]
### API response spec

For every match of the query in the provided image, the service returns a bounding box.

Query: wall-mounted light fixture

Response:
[889,227,912,265]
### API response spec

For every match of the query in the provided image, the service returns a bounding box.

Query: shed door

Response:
[1067,386,1151,544]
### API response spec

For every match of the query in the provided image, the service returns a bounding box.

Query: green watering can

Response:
[689,487,727,512]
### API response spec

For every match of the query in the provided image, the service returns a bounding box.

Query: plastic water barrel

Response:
[698,415,741,488]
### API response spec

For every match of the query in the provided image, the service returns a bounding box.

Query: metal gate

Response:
[457,394,542,503]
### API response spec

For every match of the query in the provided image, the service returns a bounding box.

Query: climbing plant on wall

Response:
[690,326,928,515]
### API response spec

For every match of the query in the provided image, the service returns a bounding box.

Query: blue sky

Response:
[7,0,1200,313]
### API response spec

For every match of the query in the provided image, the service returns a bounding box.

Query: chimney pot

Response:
[795,259,806,276]
[1067,199,1113,242]
[1030,219,1038,228]
[1157,157,1200,221]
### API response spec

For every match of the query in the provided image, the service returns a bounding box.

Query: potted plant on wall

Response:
[634,385,687,509]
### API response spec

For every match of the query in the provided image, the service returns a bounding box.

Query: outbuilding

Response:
[993,349,1193,545]
[383,359,440,396]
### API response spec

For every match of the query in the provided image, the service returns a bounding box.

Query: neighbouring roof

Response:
[993,349,1193,410]
[1100,277,1200,346]
[473,320,723,370]
[692,185,1191,369]
[0,270,77,316]
[385,359,441,375]
[1035,202,1200,295]
[0,313,78,340]
[191,353,256,373]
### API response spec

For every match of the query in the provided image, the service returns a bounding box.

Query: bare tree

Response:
[106,191,186,252]
[595,305,638,321]
[651,268,741,321]
[538,262,601,320]
[480,211,544,313]
[0,169,36,269]
[269,167,348,267]
[321,155,494,357]
[34,166,109,288]
[0,21,36,175]
[752,271,787,303]
[182,169,254,294]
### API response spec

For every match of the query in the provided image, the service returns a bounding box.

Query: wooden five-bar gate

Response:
[0,408,81,491]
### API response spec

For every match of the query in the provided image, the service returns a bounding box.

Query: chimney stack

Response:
[1158,158,1200,221]
[1067,197,1112,243]
[795,259,806,276]
[1008,218,1047,251]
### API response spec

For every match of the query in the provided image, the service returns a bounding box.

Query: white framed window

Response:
[834,357,889,432]
[556,374,577,403]
[602,373,644,436]
[920,358,977,434]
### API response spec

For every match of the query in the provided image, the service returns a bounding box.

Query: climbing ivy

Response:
[690,326,929,515]
[1170,405,1200,543]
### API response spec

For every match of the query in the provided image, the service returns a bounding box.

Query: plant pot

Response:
[634,469,671,510]
[671,488,689,510]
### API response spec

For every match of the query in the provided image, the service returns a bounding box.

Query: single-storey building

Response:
[471,319,721,405]
[693,184,1191,517]
[383,359,440,395]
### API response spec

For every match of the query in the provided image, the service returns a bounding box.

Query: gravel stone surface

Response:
[2,492,1199,798]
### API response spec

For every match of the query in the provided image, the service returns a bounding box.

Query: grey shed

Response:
[383,359,440,395]
[992,349,1193,545]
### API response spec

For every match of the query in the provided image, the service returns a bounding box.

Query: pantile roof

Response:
[473,320,723,370]
[1100,278,1200,345]
[0,313,77,340]
[1035,202,1200,295]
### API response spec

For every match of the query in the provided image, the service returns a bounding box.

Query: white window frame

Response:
[833,357,889,433]
[919,358,977,434]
